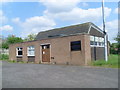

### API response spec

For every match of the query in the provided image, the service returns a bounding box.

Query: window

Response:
[90,41,94,45]
[90,36,104,47]
[16,47,23,56]
[98,42,102,46]
[95,37,99,46]
[95,42,98,45]
[27,46,35,56]
[71,41,81,51]
[98,37,104,46]
[90,36,95,45]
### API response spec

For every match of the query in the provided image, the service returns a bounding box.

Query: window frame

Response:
[27,46,35,56]
[16,47,23,56]
[71,41,81,51]
[90,36,104,47]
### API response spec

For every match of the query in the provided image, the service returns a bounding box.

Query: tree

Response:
[114,33,120,48]
[1,42,9,49]
[1,35,23,49]
[24,34,36,41]
[110,43,118,54]
[110,33,120,54]
[7,35,23,44]
[114,33,120,42]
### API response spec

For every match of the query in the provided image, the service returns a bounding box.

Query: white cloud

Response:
[16,16,56,37]
[114,8,119,14]
[12,17,21,24]
[40,0,111,24]
[0,25,13,31]
[0,0,13,2]
[0,10,8,24]
[99,20,118,43]
[105,20,118,43]
[44,7,111,23]
[40,0,80,13]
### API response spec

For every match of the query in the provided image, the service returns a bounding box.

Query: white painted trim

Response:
[90,45,104,47]
[40,43,50,45]
[16,47,23,56]
[16,55,23,57]
[88,25,104,34]
[88,25,92,34]
[27,54,35,56]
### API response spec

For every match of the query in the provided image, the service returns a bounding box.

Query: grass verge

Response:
[91,54,119,68]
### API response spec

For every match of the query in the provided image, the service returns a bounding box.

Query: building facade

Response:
[9,22,107,65]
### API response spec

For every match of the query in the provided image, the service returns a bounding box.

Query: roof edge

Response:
[88,22,103,34]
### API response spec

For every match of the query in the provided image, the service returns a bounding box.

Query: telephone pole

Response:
[102,0,108,61]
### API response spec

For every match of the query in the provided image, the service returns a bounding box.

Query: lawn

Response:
[91,54,119,68]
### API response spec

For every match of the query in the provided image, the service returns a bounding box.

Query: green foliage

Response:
[7,36,23,44]
[24,34,36,41]
[1,34,37,49]
[2,42,9,49]
[110,43,118,54]
[110,34,120,54]
[114,33,120,42]
[113,33,120,53]
[91,54,118,68]
[1,35,23,49]
[0,54,9,60]
[6,60,16,63]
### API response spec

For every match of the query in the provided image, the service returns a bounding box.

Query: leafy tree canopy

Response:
[1,35,23,49]
[114,33,120,42]
[7,35,23,44]
[1,34,37,49]
[24,34,36,41]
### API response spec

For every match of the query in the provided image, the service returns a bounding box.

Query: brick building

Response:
[9,22,108,65]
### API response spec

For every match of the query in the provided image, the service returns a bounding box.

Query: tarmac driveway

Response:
[2,61,118,88]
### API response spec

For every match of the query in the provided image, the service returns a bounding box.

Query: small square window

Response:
[90,41,94,45]
[18,51,22,55]
[71,41,81,51]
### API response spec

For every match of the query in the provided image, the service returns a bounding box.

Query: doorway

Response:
[41,44,50,62]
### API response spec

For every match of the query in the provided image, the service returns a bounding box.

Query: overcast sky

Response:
[0,0,118,43]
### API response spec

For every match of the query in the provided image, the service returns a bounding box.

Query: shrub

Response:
[0,54,9,60]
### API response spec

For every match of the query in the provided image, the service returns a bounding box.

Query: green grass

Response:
[0,54,26,63]
[7,60,16,63]
[0,54,9,60]
[91,54,119,68]
[0,54,15,63]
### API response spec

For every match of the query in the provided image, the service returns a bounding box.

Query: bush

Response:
[110,43,118,54]
[0,54,9,60]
